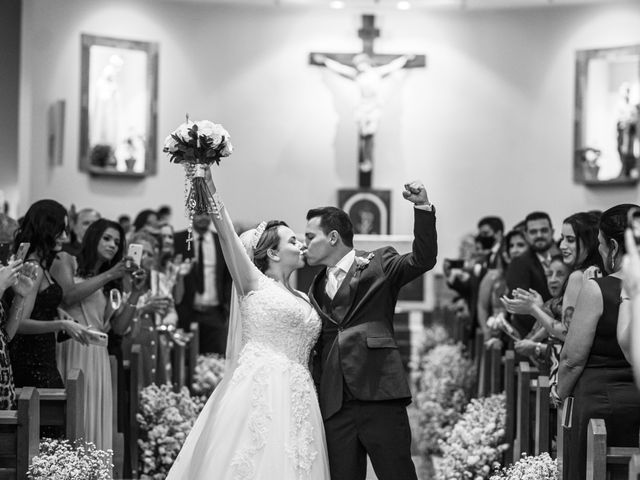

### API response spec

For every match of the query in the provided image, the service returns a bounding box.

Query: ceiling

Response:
[155,0,630,11]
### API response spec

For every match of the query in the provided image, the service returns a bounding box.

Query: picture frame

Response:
[79,34,158,178]
[574,44,640,186]
[338,188,391,235]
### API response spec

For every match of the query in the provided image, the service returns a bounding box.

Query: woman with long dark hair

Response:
[52,218,144,450]
[8,199,90,389]
[558,204,640,480]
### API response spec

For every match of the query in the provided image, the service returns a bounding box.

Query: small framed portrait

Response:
[338,189,391,235]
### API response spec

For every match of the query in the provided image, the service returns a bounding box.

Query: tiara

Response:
[251,221,267,250]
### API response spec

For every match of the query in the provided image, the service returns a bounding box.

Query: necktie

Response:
[196,235,205,294]
[325,266,343,300]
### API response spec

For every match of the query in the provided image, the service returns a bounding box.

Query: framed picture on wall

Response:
[79,34,158,178]
[574,44,640,186]
[338,189,391,235]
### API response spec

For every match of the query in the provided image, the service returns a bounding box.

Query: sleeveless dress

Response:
[565,276,640,480]
[9,275,64,389]
[167,274,330,480]
[56,278,113,451]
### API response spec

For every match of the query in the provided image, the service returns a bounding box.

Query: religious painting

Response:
[338,189,391,235]
[574,45,640,185]
[79,34,158,178]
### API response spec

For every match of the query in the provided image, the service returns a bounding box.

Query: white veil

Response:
[166,228,260,479]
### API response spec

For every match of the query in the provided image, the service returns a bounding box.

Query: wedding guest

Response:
[118,214,132,237]
[619,227,640,387]
[9,200,92,390]
[157,205,172,225]
[174,213,231,354]
[122,231,174,386]
[0,214,19,264]
[52,219,144,450]
[132,209,160,236]
[478,229,528,345]
[558,204,640,480]
[0,259,36,409]
[63,208,101,257]
[506,211,559,338]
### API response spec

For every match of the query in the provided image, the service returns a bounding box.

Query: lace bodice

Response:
[239,276,320,366]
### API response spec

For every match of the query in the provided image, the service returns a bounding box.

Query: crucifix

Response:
[310,14,426,188]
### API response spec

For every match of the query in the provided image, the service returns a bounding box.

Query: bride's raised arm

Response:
[203,167,260,296]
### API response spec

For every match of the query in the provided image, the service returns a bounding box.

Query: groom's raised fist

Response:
[402,181,430,206]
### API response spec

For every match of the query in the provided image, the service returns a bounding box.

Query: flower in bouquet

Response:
[163,118,234,246]
[436,393,508,480]
[137,383,204,479]
[191,353,226,401]
[414,343,476,456]
[27,438,113,480]
[490,453,557,480]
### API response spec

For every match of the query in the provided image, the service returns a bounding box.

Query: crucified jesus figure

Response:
[313,52,415,137]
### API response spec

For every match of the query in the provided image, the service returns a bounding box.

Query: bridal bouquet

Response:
[163,118,233,245]
[137,383,203,479]
[436,393,508,480]
[27,438,112,480]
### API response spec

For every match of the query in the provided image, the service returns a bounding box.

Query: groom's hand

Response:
[402,181,430,206]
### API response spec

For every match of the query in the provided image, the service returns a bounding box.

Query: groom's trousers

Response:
[324,398,418,480]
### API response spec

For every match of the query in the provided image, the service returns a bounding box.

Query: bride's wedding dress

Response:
[167,202,330,479]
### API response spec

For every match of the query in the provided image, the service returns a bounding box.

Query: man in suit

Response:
[174,213,232,354]
[304,180,437,480]
[505,211,558,338]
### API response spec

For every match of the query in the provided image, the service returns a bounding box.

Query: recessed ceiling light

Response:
[329,0,345,9]
[397,1,411,10]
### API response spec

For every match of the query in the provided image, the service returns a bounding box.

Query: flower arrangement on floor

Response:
[137,383,203,479]
[27,438,112,480]
[414,342,476,457]
[191,353,226,401]
[436,393,508,480]
[490,453,557,480]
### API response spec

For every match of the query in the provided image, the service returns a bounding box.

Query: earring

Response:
[611,256,616,272]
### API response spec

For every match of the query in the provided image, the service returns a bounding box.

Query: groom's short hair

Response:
[307,207,354,248]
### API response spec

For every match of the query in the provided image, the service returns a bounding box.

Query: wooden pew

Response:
[629,454,640,479]
[478,342,502,397]
[110,355,124,479]
[15,368,84,441]
[514,361,538,459]
[503,350,516,465]
[172,340,187,392]
[473,328,483,395]
[0,387,39,480]
[129,344,142,479]
[534,375,550,455]
[188,322,200,392]
[557,397,572,480]
[586,418,640,480]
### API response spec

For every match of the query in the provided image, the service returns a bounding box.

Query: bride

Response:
[166,166,330,479]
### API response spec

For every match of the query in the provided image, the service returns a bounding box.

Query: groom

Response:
[305,181,437,480]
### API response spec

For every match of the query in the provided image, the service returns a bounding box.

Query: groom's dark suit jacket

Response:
[309,208,437,420]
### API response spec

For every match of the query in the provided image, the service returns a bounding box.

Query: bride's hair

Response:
[253,220,288,273]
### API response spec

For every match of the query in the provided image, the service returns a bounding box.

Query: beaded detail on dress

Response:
[230,275,321,480]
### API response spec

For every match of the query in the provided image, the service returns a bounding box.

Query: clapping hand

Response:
[139,295,173,317]
[402,181,430,206]
[500,288,543,315]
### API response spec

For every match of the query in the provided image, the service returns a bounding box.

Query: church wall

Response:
[0,0,21,216]
[19,0,640,261]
